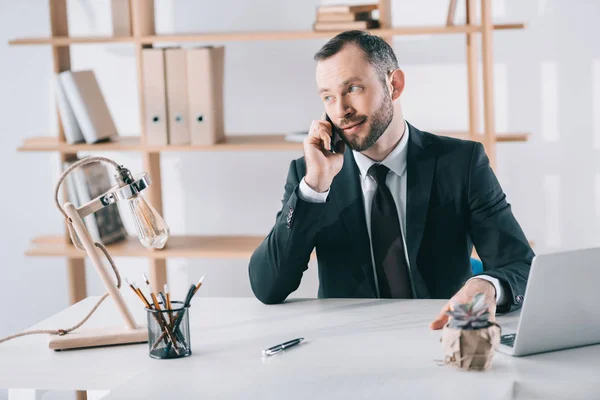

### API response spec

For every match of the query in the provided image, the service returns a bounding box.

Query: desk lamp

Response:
[49,156,170,350]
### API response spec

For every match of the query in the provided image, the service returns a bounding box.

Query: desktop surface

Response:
[1,296,599,399]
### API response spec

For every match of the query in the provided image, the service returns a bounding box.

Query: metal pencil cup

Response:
[146,301,192,359]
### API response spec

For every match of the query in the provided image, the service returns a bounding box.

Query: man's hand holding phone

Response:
[303,112,346,193]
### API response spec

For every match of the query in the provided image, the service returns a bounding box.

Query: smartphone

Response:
[325,113,343,153]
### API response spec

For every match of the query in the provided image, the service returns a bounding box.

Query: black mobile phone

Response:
[325,113,342,153]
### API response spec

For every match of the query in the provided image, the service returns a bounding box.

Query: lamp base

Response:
[48,326,148,351]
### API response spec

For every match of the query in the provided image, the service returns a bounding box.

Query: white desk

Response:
[1,296,599,399]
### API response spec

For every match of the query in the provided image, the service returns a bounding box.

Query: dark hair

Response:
[313,30,399,86]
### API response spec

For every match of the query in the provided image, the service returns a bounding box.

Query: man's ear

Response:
[388,69,405,101]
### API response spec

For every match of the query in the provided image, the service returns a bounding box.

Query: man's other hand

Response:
[429,278,497,330]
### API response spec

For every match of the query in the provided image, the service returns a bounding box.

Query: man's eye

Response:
[324,96,332,102]
[349,86,361,92]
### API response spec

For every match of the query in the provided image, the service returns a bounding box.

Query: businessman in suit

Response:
[249,31,534,329]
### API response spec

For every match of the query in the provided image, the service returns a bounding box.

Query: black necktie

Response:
[369,164,413,299]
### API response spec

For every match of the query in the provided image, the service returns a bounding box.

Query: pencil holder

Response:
[146,301,191,359]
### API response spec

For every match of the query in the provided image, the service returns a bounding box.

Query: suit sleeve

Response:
[467,142,535,313]
[248,160,330,304]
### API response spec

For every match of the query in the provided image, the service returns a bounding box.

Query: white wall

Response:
[1,0,599,379]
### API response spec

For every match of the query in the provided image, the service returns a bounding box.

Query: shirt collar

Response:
[352,119,410,179]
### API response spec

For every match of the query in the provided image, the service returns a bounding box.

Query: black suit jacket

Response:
[249,123,534,312]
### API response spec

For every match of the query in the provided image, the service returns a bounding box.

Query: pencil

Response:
[143,273,180,353]
[127,279,151,309]
[131,281,152,309]
[193,275,206,295]
[165,284,172,311]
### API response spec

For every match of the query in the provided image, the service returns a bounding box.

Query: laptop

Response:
[497,247,600,356]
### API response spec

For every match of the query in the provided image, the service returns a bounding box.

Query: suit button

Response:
[515,295,524,304]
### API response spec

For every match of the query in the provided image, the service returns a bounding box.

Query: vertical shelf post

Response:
[465,0,481,142]
[377,0,393,46]
[131,0,167,293]
[49,0,88,308]
[480,0,497,170]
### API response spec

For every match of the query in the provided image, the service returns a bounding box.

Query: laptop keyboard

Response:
[500,333,517,347]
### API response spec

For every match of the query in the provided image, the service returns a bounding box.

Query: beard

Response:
[338,91,394,152]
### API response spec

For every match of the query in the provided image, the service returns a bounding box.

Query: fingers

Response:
[308,119,332,151]
[429,303,450,330]
[321,111,327,121]
[488,303,497,322]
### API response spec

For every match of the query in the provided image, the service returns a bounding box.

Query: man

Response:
[248,30,534,330]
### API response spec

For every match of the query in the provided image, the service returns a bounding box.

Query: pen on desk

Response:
[262,338,305,357]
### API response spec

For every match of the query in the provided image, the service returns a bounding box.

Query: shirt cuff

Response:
[298,177,329,203]
[468,275,505,305]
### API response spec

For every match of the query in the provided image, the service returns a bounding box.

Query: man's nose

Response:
[334,100,354,120]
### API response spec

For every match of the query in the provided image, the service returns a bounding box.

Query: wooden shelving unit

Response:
[11,0,527,306]
[9,23,525,46]
[16,132,529,153]
[27,234,267,259]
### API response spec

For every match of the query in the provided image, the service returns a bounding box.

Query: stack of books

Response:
[313,3,380,32]
[54,70,119,145]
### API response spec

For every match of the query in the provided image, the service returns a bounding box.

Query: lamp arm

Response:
[64,203,138,329]
[55,156,139,330]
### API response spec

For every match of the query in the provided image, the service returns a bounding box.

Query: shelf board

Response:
[17,136,142,152]
[437,132,530,142]
[26,234,266,259]
[16,134,304,152]
[9,24,525,46]
[17,132,529,153]
[27,234,533,260]
[9,35,135,46]
[154,134,305,152]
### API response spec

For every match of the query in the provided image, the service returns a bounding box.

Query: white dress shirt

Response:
[298,120,505,304]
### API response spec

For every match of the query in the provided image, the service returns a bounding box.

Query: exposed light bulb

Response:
[128,194,170,249]
[114,166,170,249]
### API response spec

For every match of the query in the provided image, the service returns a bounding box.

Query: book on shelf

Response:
[64,157,128,245]
[58,70,119,144]
[316,11,372,23]
[314,3,379,32]
[317,4,378,14]
[313,19,380,31]
[53,74,85,144]
[110,0,132,37]
[446,0,458,26]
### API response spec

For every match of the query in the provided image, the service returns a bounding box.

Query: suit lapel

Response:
[406,123,435,298]
[330,148,377,295]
